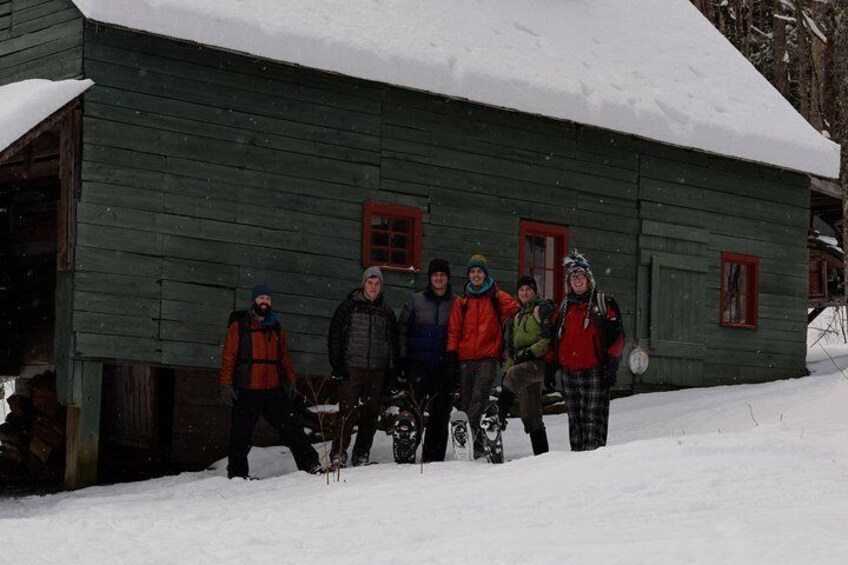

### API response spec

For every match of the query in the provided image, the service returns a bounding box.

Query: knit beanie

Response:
[563,249,595,289]
[427,258,451,279]
[362,266,384,286]
[466,253,490,277]
[516,275,538,293]
[251,283,272,301]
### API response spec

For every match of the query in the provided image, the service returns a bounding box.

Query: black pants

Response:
[227,387,319,478]
[405,361,454,463]
[331,368,386,460]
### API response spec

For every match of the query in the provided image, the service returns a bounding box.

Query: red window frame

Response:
[720,251,759,329]
[362,202,422,271]
[518,220,569,304]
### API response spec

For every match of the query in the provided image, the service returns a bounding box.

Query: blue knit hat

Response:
[251,283,272,301]
[563,249,595,289]
[467,253,490,277]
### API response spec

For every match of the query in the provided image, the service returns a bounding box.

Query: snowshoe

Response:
[450,411,473,461]
[479,403,504,464]
[393,410,418,464]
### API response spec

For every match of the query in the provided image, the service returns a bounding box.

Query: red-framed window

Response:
[518,220,569,303]
[720,252,759,329]
[362,202,422,271]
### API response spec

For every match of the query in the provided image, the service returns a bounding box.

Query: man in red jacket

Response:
[553,251,624,451]
[447,254,518,457]
[220,284,323,478]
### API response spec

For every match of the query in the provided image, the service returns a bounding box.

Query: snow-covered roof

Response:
[71,0,839,178]
[0,79,94,155]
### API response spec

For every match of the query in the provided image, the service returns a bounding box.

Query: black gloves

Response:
[544,365,557,392]
[282,380,296,400]
[220,384,238,407]
[514,350,535,364]
[602,357,620,388]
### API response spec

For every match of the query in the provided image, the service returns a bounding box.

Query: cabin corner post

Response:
[64,361,103,490]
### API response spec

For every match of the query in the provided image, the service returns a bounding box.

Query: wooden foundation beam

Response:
[64,361,103,490]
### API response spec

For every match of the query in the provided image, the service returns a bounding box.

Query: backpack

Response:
[228,310,283,388]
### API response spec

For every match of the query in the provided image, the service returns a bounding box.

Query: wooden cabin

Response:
[0,0,840,489]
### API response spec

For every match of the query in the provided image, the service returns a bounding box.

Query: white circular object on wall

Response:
[628,346,650,375]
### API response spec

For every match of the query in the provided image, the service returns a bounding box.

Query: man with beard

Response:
[220,284,324,478]
[327,267,400,468]
[553,251,625,451]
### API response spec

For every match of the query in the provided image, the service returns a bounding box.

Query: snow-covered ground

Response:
[3,339,848,564]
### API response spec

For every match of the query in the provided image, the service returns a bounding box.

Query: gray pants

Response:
[459,359,498,451]
[503,359,545,434]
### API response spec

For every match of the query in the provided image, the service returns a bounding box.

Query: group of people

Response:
[218,250,624,479]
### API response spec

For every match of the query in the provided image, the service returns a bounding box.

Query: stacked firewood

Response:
[0,371,65,482]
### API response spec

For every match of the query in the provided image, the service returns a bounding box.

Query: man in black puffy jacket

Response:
[397,258,457,462]
[327,266,399,468]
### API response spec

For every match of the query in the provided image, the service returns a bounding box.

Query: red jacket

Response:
[555,295,624,372]
[220,314,296,389]
[447,286,519,361]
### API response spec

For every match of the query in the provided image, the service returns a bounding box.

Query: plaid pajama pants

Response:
[563,366,610,451]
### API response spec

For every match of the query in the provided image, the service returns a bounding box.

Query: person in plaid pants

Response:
[552,250,624,451]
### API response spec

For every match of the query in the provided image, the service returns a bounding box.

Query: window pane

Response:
[544,269,554,301]
[391,250,408,265]
[545,237,555,269]
[534,236,545,266]
[372,215,390,229]
[737,264,748,295]
[392,218,410,233]
[372,231,389,247]
[371,248,388,262]
[737,295,748,324]
[390,234,408,249]
[524,236,533,271]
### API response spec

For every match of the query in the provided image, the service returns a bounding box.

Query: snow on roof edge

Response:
[0,79,94,156]
[70,0,840,179]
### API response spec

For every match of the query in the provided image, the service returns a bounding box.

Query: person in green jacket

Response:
[497,276,555,455]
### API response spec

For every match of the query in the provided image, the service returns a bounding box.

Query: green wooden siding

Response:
[0,0,82,85]
[74,23,644,378]
[0,16,796,389]
[635,150,809,386]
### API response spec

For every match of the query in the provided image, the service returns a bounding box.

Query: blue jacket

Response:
[399,285,456,364]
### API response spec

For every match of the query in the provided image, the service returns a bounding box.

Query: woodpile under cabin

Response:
[0,0,840,490]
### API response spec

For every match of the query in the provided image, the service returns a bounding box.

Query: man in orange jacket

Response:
[220,284,323,478]
[446,254,518,457]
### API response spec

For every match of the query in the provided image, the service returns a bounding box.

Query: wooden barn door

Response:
[637,220,709,387]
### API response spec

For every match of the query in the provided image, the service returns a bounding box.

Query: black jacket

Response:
[328,289,399,376]
[398,285,456,365]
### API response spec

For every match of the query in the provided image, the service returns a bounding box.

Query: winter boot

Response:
[351,452,370,467]
[530,429,549,456]
[497,387,516,431]
[330,452,347,470]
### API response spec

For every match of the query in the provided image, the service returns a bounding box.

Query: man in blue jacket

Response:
[398,258,457,462]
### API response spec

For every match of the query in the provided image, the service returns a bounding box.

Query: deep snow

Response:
[2,355,848,563]
[69,0,839,178]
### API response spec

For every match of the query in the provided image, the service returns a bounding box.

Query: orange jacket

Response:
[447,286,518,361]
[220,313,296,389]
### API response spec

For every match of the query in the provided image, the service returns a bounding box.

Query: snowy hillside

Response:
[3,360,847,564]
